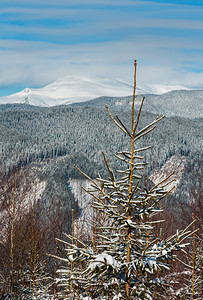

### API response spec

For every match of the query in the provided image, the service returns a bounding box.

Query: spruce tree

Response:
[55,60,195,299]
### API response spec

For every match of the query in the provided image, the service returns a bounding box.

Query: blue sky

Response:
[0,0,202,96]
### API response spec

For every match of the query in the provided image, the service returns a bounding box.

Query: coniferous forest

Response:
[0,62,202,299]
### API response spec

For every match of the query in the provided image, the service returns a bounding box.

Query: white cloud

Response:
[0,36,202,90]
[0,0,202,92]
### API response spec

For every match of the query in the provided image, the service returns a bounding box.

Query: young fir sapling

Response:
[54,60,196,299]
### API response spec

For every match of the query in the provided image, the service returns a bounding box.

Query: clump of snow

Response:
[161,249,167,256]
[143,257,158,272]
[89,252,119,271]
[112,293,123,299]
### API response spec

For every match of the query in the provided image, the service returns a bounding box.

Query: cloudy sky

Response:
[0,0,202,96]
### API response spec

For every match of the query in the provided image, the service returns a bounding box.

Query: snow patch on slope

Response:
[23,180,46,208]
[150,156,187,193]
[0,176,46,241]
[147,84,191,95]
[69,178,94,239]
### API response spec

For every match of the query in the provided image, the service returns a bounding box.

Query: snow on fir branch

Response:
[54,60,196,299]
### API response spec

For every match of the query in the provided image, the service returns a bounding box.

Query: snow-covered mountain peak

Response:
[22,88,31,94]
[0,76,135,107]
[40,76,134,98]
[0,76,200,110]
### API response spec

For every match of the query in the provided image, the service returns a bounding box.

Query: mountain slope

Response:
[0,76,202,118]
[73,89,203,118]
[0,77,135,107]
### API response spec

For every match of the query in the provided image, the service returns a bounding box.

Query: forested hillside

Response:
[0,97,202,299]
[0,105,202,172]
[0,102,202,208]
[72,89,203,118]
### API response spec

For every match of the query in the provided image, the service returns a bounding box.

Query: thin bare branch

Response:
[115,115,132,137]
[105,105,130,136]
[134,125,157,142]
[74,165,97,187]
[133,96,145,134]
[149,171,175,193]
[102,152,115,182]
[134,115,165,139]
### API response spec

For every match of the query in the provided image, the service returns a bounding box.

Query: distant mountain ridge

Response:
[73,89,203,119]
[0,76,202,118]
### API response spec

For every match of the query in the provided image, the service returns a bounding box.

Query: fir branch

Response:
[149,171,175,193]
[105,104,130,136]
[133,96,145,135]
[134,115,165,139]
[115,115,132,138]
[134,125,157,142]
[73,164,97,187]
